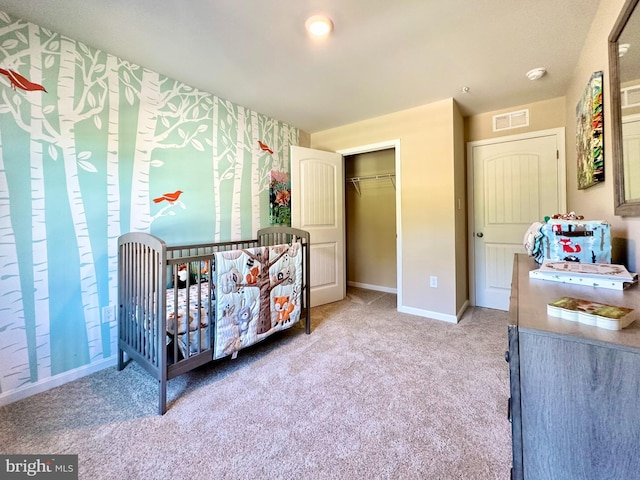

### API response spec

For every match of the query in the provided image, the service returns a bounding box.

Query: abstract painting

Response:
[576,70,604,189]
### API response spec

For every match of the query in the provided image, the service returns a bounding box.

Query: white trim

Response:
[348,281,397,294]
[398,305,458,324]
[466,127,566,307]
[338,140,398,155]
[0,356,116,408]
[456,300,470,321]
[622,113,640,124]
[337,140,403,313]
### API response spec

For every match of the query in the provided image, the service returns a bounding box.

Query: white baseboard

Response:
[347,281,397,294]
[0,356,116,408]
[397,305,459,324]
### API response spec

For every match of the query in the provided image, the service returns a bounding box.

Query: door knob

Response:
[476,232,484,238]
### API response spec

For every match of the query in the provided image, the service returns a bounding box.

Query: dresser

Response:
[508,254,640,480]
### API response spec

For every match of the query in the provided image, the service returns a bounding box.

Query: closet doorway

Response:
[342,143,400,300]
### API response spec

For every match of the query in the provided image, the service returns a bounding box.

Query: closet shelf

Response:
[347,173,395,196]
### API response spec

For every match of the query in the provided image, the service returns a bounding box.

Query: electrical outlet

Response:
[430,276,438,288]
[102,305,116,324]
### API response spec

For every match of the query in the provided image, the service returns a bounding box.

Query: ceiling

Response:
[0,0,601,133]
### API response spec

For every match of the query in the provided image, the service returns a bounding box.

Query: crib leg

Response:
[159,378,167,415]
[117,347,124,371]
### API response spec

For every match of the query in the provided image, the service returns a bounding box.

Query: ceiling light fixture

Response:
[305,15,334,37]
[526,67,546,81]
[619,43,631,57]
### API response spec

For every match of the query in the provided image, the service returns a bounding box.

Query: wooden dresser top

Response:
[510,254,640,350]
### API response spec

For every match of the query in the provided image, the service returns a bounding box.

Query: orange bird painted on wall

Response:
[0,68,47,92]
[153,190,183,204]
[258,140,274,154]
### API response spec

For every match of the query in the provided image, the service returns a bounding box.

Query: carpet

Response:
[0,288,512,479]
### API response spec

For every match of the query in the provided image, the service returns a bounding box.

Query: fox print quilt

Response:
[212,242,303,360]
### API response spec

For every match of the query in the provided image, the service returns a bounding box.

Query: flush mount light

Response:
[619,43,631,57]
[305,15,333,37]
[526,67,546,81]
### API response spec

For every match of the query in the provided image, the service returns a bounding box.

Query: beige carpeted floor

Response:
[0,287,512,479]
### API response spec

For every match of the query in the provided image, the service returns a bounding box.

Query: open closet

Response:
[345,148,397,293]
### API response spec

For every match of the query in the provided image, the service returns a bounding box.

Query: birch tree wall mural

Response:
[0,10,299,400]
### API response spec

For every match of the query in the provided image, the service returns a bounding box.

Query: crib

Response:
[117,226,310,414]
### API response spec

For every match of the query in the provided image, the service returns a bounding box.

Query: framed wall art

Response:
[269,170,291,225]
[576,70,604,189]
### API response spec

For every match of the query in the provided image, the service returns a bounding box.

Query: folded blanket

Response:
[523,221,544,256]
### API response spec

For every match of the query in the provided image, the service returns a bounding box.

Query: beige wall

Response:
[453,101,468,312]
[345,150,397,289]
[311,99,466,319]
[298,129,311,148]
[306,0,640,318]
[463,0,640,274]
[466,97,566,143]
[565,0,640,272]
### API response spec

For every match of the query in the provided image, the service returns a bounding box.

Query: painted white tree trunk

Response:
[289,126,298,158]
[105,53,121,355]
[130,68,160,233]
[0,134,31,392]
[29,23,51,378]
[259,117,275,221]
[270,122,282,172]
[58,36,102,361]
[212,96,221,242]
[251,110,260,234]
[231,104,245,239]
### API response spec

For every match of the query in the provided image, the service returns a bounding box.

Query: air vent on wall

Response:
[493,109,529,132]
[621,85,640,109]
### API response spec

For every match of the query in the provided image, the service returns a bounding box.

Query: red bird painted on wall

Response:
[258,140,274,155]
[0,68,47,93]
[153,190,183,204]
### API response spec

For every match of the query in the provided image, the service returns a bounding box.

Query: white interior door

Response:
[623,115,640,200]
[470,131,564,310]
[290,146,345,306]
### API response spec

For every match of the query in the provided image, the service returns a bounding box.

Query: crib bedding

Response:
[165,242,303,360]
[213,243,303,360]
[166,282,212,335]
[166,281,213,358]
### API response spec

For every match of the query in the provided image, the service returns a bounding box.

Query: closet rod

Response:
[348,173,396,196]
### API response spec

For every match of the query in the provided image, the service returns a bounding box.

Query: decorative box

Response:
[539,220,611,264]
